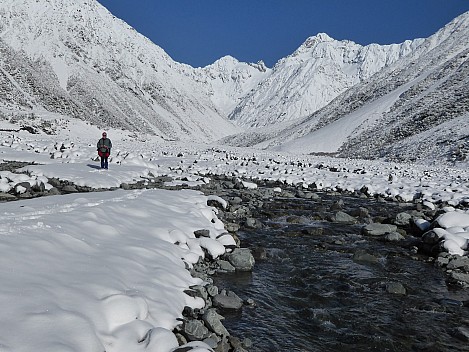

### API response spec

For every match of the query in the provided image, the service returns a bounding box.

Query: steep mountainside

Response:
[222,11,469,164]
[0,0,241,141]
[191,56,270,117]
[228,33,423,127]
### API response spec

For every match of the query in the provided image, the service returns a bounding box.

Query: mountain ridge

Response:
[222,10,469,164]
[0,0,241,141]
[0,0,467,165]
[227,32,424,128]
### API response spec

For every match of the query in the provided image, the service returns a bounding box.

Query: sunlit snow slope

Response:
[0,0,241,142]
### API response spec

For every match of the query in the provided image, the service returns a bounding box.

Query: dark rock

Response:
[203,334,220,348]
[214,335,231,352]
[14,182,31,195]
[182,320,210,341]
[447,257,469,271]
[362,223,398,236]
[394,212,412,226]
[194,229,210,238]
[449,272,469,287]
[202,308,230,336]
[224,222,240,233]
[62,185,78,193]
[216,260,236,273]
[213,290,243,310]
[301,227,324,236]
[18,192,33,199]
[383,232,405,242]
[0,192,17,201]
[349,207,370,218]
[244,217,262,229]
[451,327,469,342]
[386,282,407,295]
[31,181,46,192]
[330,199,344,211]
[47,178,62,188]
[421,230,441,245]
[327,211,357,224]
[225,248,255,271]
[47,187,61,196]
[352,250,379,264]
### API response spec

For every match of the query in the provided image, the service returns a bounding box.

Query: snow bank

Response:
[0,189,224,352]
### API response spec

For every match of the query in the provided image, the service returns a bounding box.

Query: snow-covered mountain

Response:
[0,0,467,165]
[228,33,423,127]
[191,56,270,117]
[0,0,241,142]
[222,11,469,164]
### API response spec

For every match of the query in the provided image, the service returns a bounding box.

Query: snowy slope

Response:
[222,11,469,165]
[190,56,270,116]
[0,0,241,142]
[228,33,423,127]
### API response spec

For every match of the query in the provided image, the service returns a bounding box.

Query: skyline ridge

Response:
[96,0,469,68]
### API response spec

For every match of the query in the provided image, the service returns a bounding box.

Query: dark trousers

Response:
[100,157,108,169]
[98,151,110,169]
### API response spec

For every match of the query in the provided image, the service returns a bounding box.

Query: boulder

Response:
[395,212,412,226]
[203,309,230,336]
[386,282,407,295]
[327,211,357,224]
[183,320,210,341]
[212,290,243,310]
[362,223,398,236]
[225,248,255,271]
[352,250,379,264]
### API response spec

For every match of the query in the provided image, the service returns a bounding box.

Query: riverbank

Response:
[2,159,469,351]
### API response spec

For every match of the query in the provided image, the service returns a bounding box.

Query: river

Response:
[214,192,469,352]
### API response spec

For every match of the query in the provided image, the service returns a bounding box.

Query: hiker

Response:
[97,131,112,169]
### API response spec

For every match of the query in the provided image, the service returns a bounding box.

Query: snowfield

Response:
[0,118,468,352]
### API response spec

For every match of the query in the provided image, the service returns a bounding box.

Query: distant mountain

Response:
[191,56,270,117]
[0,0,241,141]
[1,0,467,165]
[228,33,423,128]
[222,11,469,164]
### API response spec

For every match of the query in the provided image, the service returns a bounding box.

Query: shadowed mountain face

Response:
[0,0,468,164]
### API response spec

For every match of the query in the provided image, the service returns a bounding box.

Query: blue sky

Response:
[96,0,469,68]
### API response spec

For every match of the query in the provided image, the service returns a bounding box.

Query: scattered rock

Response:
[352,250,379,264]
[225,248,255,272]
[362,223,398,236]
[327,211,357,224]
[213,290,244,310]
[386,282,407,295]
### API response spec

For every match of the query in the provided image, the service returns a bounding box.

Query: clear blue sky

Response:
[96,0,469,68]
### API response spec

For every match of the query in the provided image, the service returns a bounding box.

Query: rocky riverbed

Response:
[2,162,469,351]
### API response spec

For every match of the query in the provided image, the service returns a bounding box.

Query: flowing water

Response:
[214,193,469,352]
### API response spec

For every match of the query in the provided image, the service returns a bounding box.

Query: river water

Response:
[214,193,469,352]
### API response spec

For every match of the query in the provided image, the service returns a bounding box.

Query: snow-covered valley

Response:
[0,0,469,350]
[0,117,469,351]
[0,0,467,165]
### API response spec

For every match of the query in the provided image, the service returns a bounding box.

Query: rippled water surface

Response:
[215,193,469,352]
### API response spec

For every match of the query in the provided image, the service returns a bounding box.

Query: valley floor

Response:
[0,121,468,352]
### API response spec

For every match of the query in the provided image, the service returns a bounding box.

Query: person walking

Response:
[97,131,112,169]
